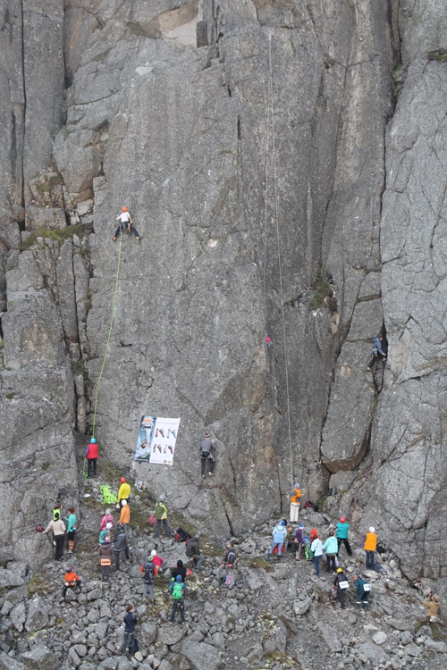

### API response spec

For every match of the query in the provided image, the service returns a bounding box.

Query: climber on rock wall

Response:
[200,431,216,477]
[366,334,387,371]
[112,206,140,241]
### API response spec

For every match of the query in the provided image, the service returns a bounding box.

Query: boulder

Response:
[10,601,26,632]
[25,596,49,633]
[20,645,58,670]
[181,640,221,670]
[356,641,389,666]
[157,624,187,646]
[0,653,27,670]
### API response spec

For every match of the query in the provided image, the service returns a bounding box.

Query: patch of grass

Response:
[19,223,85,252]
[28,574,50,596]
[311,271,333,310]
[41,462,52,471]
[71,360,85,374]
[5,393,14,400]
[248,557,270,569]
[427,50,447,62]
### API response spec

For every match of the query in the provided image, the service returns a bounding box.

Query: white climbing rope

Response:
[263,31,295,491]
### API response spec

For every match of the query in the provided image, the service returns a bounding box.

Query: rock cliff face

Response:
[0,0,446,581]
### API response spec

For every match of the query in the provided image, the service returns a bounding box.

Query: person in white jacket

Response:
[311,535,323,576]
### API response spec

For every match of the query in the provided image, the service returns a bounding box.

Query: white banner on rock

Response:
[134,416,180,465]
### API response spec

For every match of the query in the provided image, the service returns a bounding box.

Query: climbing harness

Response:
[91,232,124,437]
[100,485,118,505]
[262,32,295,490]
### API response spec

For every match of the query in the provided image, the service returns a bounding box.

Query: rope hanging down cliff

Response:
[262,32,295,491]
[91,232,124,438]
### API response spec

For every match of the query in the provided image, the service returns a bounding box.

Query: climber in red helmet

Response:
[112,206,140,241]
[117,477,131,509]
[336,516,353,557]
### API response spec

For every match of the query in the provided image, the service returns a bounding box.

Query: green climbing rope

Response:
[82,458,88,480]
[100,485,118,505]
[91,232,124,437]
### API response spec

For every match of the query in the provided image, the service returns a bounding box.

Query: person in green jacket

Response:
[154,497,171,538]
[353,575,370,608]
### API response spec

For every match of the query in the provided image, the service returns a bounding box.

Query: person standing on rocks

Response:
[99,522,113,544]
[119,499,131,540]
[43,512,66,561]
[288,483,302,522]
[122,604,138,654]
[100,508,115,530]
[99,538,113,586]
[311,534,323,576]
[219,541,239,587]
[267,520,287,563]
[62,566,82,601]
[336,517,353,557]
[185,533,204,571]
[353,575,371,609]
[366,334,387,371]
[169,575,188,623]
[65,507,77,554]
[85,437,99,477]
[154,496,170,538]
[334,568,349,609]
[140,555,156,603]
[294,523,305,561]
[200,431,216,477]
[113,207,140,241]
[117,477,131,509]
[364,526,377,569]
[323,530,338,572]
[114,524,129,570]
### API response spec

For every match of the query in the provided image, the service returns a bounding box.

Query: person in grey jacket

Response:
[200,431,215,477]
[114,525,129,571]
[185,533,204,570]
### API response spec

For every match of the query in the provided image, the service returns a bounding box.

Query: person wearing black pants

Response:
[114,525,129,571]
[122,605,137,653]
[43,513,66,561]
[334,569,348,609]
[113,207,140,241]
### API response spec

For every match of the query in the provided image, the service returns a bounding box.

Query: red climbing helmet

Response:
[122,206,127,212]
[120,477,126,483]
[340,517,346,523]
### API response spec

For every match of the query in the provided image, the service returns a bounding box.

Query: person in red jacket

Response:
[86,437,99,478]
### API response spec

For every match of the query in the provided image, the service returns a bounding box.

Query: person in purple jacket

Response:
[294,523,305,561]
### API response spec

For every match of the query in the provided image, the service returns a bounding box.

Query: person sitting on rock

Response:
[113,206,140,241]
[364,526,378,569]
[367,334,387,371]
[200,431,216,477]
[267,520,287,563]
[169,575,188,623]
[62,567,81,601]
[185,533,204,571]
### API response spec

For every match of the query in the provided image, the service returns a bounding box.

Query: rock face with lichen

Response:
[0,0,446,582]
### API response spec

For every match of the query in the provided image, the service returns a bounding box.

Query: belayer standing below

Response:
[200,431,215,477]
[117,477,131,509]
[43,512,66,561]
[367,334,387,371]
[288,483,302,522]
[85,437,98,478]
[112,206,140,241]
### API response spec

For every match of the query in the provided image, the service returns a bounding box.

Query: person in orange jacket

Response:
[364,526,378,569]
[119,499,131,541]
[288,483,302,523]
[62,567,82,600]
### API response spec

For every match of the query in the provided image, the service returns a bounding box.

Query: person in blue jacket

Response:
[322,530,338,572]
[367,334,387,371]
[266,520,287,563]
[336,517,353,556]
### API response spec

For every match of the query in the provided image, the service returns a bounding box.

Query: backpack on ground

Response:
[172,582,184,600]
[175,527,190,543]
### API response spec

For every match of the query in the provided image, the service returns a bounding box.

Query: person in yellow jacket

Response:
[363,527,377,569]
[119,499,131,540]
[117,477,131,509]
[424,594,440,622]
[288,483,302,523]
